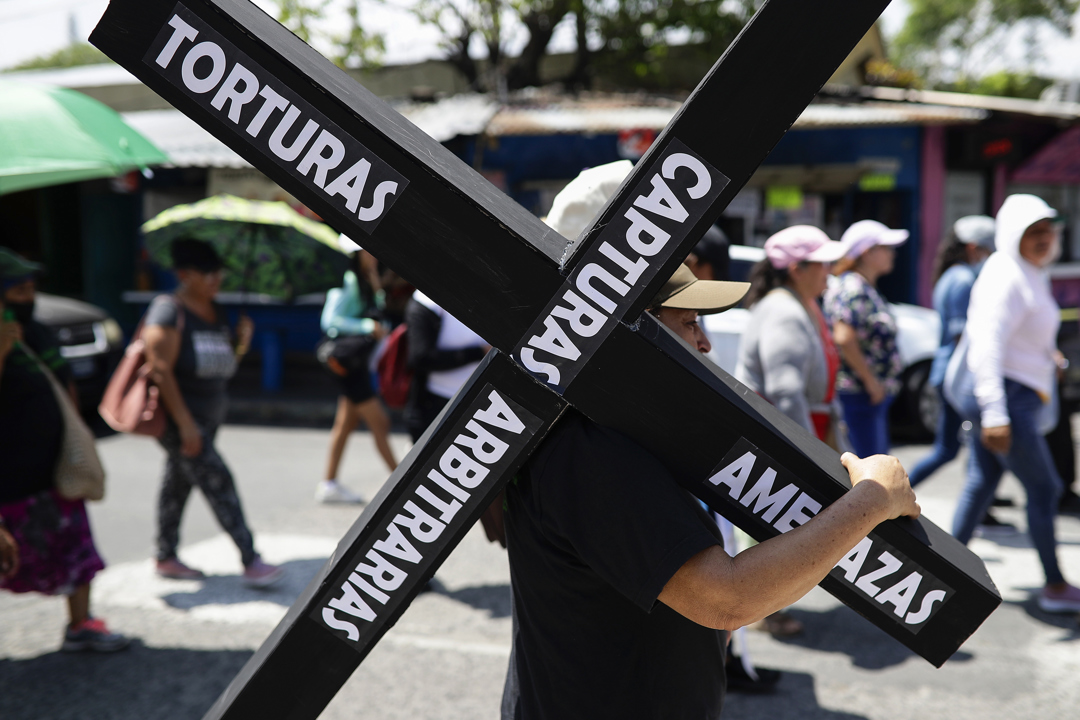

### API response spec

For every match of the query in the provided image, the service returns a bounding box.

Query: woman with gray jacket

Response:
[736,226,846,444]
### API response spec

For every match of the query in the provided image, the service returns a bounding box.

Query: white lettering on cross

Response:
[357,181,400,222]
[598,241,649,285]
[210,62,260,123]
[549,289,607,338]
[456,419,511,463]
[246,85,289,138]
[297,129,346,189]
[527,315,581,362]
[180,41,227,94]
[519,348,562,386]
[268,106,320,162]
[623,206,671,257]
[155,15,198,69]
[325,159,372,213]
[661,152,712,200]
[575,263,629,314]
[633,174,689,222]
[738,468,798,524]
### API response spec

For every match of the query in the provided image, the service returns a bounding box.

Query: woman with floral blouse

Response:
[824,220,908,457]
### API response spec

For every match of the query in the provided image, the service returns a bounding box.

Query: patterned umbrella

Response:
[142,194,349,300]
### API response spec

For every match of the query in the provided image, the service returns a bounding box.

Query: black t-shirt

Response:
[144,296,236,426]
[505,411,727,720]
[0,321,71,504]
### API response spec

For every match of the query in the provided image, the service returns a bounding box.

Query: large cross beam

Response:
[92,1,1001,717]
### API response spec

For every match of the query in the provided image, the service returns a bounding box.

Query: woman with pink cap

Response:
[823,220,908,458]
[736,225,847,445]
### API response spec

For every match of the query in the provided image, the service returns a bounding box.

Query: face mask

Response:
[6,300,34,325]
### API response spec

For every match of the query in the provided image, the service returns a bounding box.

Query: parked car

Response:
[34,293,125,426]
[705,245,941,440]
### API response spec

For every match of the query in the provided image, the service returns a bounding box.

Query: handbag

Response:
[942,333,976,422]
[24,345,105,501]
[98,297,184,437]
[316,333,378,376]
[944,332,1058,435]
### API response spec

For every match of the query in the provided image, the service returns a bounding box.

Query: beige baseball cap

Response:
[650,264,749,315]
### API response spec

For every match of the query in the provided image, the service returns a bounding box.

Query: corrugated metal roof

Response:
[120,94,500,168]
[393,93,498,142]
[795,102,986,127]
[120,96,989,169]
[485,98,986,136]
[0,63,140,89]
[854,85,1080,121]
[122,110,248,168]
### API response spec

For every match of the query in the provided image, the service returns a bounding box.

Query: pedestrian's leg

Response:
[188,426,258,567]
[874,395,895,456]
[67,583,90,626]
[1000,383,1065,585]
[838,392,876,458]
[325,396,361,480]
[157,426,196,562]
[355,396,398,472]
[952,433,1005,544]
[910,391,963,486]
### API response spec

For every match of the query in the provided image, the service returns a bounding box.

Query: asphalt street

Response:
[1,421,1079,720]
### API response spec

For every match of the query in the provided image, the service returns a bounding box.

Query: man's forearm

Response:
[661,480,893,631]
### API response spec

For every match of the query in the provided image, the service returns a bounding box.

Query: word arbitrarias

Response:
[706,439,953,632]
[146,5,407,233]
[315,388,540,646]
[515,140,729,390]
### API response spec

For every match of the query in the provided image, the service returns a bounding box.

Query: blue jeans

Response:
[908,388,963,487]
[952,379,1064,585]
[839,391,895,458]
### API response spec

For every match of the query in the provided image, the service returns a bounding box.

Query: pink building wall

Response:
[918,125,946,308]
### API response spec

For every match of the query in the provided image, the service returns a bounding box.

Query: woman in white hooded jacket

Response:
[951,194,1080,612]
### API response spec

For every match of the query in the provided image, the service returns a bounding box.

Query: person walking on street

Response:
[317,250,398,504]
[0,247,130,652]
[824,220,907,458]
[143,239,282,587]
[738,225,847,444]
[949,194,1080,612]
[909,216,995,487]
[734,225,848,645]
[403,292,489,443]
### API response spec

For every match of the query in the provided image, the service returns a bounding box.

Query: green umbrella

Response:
[142,194,350,300]
[0,79,168,195]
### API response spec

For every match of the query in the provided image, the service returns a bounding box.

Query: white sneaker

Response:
[316,481,365,504]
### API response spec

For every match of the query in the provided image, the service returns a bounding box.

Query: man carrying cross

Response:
[503,264,920,719]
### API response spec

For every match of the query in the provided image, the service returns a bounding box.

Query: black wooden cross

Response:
[91,1,1001,717]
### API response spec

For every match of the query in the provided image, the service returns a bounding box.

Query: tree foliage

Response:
[893,0,1078,87]
[275,0,384,68]
[410,0,758,91]
[268,0,755,89]
[587,0,755,90]
[11,43,110,71]
[946,70,1054,98]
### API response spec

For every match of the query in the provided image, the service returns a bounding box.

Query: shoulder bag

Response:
[23,345,105,501]
[98,296,184,437]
